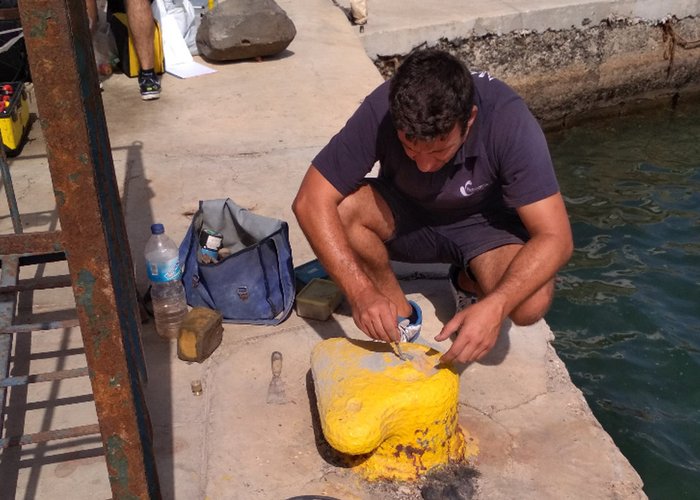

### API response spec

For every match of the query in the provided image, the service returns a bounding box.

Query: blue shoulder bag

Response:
[179,198,295,325]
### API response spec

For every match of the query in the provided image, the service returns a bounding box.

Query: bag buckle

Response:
[192,274,200,288]
[237,286,249,301]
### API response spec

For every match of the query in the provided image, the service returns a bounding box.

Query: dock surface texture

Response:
[2,0,678,497]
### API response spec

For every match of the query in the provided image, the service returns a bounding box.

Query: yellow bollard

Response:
[311,338,478,480]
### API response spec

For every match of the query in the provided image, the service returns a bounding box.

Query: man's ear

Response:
[467,105,478,128]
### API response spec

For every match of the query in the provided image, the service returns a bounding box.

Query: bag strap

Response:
[246,225,294,326]
[178,220,196,275]
[266,223,295,324]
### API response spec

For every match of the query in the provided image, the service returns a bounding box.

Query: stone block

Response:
[196,0,297,61]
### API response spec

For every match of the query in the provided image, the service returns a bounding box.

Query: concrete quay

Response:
[0,0,654,498]
[341,0,700,127]
[340,0,700,58]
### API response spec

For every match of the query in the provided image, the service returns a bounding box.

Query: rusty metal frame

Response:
[0,0,161,497]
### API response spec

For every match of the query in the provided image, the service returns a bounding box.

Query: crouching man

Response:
[292,49,573,363]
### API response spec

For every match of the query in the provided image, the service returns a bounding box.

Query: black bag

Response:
[179,199,295,325]
[0,19,30,82]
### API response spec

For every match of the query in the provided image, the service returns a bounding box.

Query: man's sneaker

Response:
[138,71,161,101]
[397,300,422,342]
[448,265,478,312]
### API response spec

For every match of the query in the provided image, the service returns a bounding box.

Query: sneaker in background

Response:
[397,300,422,342]
[448,265,478,312]
[138,70,161,101]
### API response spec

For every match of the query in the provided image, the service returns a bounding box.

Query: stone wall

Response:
[374,16,700,129]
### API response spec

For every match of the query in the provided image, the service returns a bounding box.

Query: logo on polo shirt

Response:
[472,70,495,81]
[460,180,489,197]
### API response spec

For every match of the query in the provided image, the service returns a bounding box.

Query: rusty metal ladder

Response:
[0,1,160,497]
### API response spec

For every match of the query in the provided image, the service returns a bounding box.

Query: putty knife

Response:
[266,351,287,404]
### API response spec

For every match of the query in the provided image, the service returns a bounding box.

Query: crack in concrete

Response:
[198,361,214,499]
[223,322,315,348]
[460,387,550,420]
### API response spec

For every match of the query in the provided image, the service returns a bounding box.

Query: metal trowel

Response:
[391,340,411,361]
[266,351,287,404]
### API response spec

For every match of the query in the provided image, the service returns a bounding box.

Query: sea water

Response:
[546,98,700,499]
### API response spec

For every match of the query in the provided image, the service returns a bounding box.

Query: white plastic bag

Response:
[92,8,118,75]
[173,0,198,55]
[151,0,193,69]
[151,0,215,78]
[152,0,198,58]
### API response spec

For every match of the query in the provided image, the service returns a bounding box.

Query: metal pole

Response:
[0,139,22,234]
[18,0,159,497]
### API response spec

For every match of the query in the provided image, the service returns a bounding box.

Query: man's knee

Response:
[337,185,394,239]
[509,281,554,326]
[337,188,366,229]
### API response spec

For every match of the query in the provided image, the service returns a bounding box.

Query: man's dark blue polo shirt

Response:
[312,71,559,225]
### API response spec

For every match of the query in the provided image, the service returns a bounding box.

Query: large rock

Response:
[196,0,296,61]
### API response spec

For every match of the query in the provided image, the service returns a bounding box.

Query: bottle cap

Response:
[151,223,165,235]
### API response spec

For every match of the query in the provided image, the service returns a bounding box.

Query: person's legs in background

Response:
[125,0,160,100]
[350,0,367,32]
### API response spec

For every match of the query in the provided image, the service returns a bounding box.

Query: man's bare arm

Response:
[486,192,573,318]
[292,166,399,341]
[437,192,573,362]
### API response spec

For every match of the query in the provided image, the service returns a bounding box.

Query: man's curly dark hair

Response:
[389,49,475,141]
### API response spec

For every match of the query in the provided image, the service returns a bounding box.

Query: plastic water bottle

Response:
[145,223,188,340]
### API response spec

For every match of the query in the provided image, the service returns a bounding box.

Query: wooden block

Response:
[178,307,223,363]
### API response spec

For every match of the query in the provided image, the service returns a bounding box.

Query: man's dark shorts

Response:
[366,178,530,269]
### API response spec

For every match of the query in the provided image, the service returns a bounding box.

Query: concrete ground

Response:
[1,0,649,498]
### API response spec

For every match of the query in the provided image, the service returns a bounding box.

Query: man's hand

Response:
[349,288,400,343]
[435,297,506,363]
[434,193,572,364]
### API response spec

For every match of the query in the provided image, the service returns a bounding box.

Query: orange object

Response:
[98,63,113,76]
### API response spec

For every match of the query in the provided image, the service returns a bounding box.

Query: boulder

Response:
[196,0,296,61]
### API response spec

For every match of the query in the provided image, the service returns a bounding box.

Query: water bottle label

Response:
[147,257,182,282]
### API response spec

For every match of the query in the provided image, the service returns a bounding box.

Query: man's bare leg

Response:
[461,244,554,325]
[125,0,155,70]
[337,185,413,318]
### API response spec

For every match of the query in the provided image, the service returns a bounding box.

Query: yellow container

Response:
[0,82,29,156]
[110,12,165,77]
